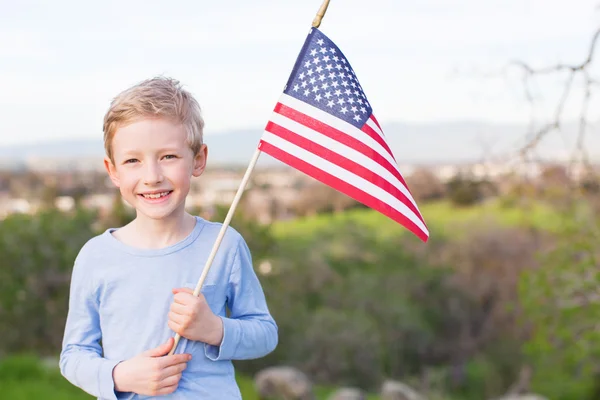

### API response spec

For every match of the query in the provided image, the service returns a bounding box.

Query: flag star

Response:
[318,74,326,81]
[301,81,308,88]
[323,55,330,62]
[325,64,333,71]
[313,56,320,65]
[353,114,361,122]
[351,105,358,112]
[354,90,360,96]
[348,98,355,105]
[321,82,329,90]
[304,60,311,68]
[315,65,323,73]
[317,38,324,45]
[341,80,348,87]
[334,89,342,96]
[341,58,347,64]
[344,65,350,72]
[315,94,322,101]
[293,84,300,92]
[324,91,332,99]
[331,81,339,88]
[333,55,339,61]
[335,64,342,70]
[329,47,336,53]
[309,77,316,84]
[304,89,310,96]
[312,86,319,93]
[360,106,367,113]
[327,100,335,108]
[307,69,314,76]
[319,47,328,54]
[338,72,345,78]
[310,49,317,56]
[345,88,352,95]
[328,72,336,79]
[338,98,346,106]
[357,98,363,104]
[350,81,356,88]
[299,72,305,80]
[340,106,348,114]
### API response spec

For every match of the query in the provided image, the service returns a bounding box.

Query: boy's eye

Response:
[124,158,139,164]
[163,154,177,160]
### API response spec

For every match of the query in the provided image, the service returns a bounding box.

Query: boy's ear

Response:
[104,157,121,187]
[192,144,208,177]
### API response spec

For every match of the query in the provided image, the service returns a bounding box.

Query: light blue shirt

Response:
[59,217,278,399]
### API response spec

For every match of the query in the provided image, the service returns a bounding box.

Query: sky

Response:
[0,0,599,147]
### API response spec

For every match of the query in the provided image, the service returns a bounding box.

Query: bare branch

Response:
[509,27,600,159]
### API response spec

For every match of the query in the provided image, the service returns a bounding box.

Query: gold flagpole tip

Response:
[312,0,331,28]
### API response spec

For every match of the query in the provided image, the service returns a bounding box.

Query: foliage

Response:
[0,208,98,356]
[518,205,600,399]
[1,198,597,398]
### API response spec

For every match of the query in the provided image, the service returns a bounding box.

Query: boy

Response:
[59,76,278,399]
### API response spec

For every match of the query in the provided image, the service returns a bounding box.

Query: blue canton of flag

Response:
[283,28,372,129]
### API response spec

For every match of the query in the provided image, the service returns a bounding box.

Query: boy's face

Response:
[104,118,207,222]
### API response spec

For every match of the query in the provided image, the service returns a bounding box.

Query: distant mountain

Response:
[0,120,596,170]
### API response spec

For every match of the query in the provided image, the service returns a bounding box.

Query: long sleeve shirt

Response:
[59,217,278,399]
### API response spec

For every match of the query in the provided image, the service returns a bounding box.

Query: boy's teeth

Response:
[143,192,169,199]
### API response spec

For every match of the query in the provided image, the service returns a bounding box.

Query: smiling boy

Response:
[59,77,278,399]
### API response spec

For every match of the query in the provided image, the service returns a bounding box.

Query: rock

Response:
[254,366,315,400]
[380,380,425,400]
[327,387,367,400]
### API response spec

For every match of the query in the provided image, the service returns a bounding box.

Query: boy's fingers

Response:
[173,292,195,305]
[161,363,187,379]
[159,354,191,368]
[158,373,182,389]
[172,287,194,295]
[170,303,190,315]
[143,337,174,357]
[168,311,186,325]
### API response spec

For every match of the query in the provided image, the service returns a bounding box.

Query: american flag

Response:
[258,28,429,242]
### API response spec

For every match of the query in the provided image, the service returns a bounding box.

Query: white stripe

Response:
[261,130,429,236]
[269,112,419,211]
[276,94,401,174]
[366,117,385,138]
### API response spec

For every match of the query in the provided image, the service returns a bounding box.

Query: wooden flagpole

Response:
[312,0,330,28]
[167,0,332,356]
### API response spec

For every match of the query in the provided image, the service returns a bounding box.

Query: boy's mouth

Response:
[139,191,173,199]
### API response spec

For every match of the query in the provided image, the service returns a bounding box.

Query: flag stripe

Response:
[259,130,428,235]
[266,113,423,222]
[370,114,382,131]
[366,117,386,140]
[279,94,397,169]
[258,139,429,242]
[275,97,409,191]
[362,121,396,162]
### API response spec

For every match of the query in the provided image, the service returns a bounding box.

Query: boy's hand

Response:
[168,287,224,346]
[112,337,191,396]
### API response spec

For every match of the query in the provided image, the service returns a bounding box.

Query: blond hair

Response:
[103,76,204,161]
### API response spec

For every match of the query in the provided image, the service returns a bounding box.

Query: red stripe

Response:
[274,103,408,190]
[361,122,397,164]
[258,140,428,242]
[370,115,382,131]
[265,121,425,225]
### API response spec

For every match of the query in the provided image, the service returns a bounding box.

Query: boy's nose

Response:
[143,163,164,185]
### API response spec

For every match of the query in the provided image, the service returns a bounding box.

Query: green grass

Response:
[0,355,379,399]
[272,199,570,241]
